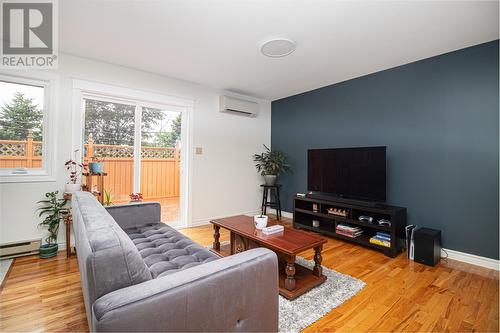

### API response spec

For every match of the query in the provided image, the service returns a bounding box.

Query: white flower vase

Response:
[65,183,81,193]
[254,215,268,230]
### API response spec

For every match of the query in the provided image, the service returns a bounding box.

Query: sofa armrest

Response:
[105,202,161,228]
[91,248,278,332]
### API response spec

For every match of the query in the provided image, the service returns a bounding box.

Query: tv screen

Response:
[308,146,386,201]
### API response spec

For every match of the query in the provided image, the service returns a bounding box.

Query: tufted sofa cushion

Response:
[123,223,219,278]
[71,192,152,309]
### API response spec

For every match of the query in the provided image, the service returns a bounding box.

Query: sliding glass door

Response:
[83,98,135,202]
[83,95,184,225]
[140,107,182,223]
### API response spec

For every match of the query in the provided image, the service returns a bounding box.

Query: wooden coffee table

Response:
[210,215,327,300]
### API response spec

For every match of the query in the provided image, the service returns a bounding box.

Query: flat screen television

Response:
[308,146,386,202]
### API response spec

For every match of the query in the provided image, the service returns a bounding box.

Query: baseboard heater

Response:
[0,239,41,259]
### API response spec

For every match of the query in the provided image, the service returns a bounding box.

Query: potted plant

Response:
[37,191,68,258]
[103,189,113,206]
[129,192,143,202]
[64,153,87,193]
[89,154,104,174]
[253,145,291,185]
[254,213,268,229]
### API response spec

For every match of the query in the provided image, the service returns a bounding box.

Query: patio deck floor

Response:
[116,196,180,223]
[145,196,180,223]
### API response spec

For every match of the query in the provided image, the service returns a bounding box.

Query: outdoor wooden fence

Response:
[0,132,42,169]
[0,133,180,201]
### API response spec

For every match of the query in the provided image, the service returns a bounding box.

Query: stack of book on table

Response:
[369,232,391,247]
[262,225,284,235]
[336,224,363,238]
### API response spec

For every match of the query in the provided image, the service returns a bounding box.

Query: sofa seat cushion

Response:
[123,223,219,278]
[71,192,152,306]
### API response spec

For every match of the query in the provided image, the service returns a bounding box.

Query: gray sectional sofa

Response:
[71,191,279,332]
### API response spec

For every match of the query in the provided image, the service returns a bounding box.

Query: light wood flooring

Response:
[0,217,498,332]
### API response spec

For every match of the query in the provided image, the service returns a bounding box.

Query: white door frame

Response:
[71,79,194,228]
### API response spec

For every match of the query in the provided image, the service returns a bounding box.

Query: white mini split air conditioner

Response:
[219,95,259,117]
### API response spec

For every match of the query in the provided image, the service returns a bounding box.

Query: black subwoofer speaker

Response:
[413,227,441,266]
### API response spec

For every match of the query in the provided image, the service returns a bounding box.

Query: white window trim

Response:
[72,79,194,227]
[0,72,58,183]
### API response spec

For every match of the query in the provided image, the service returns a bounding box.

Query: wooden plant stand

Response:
[63,172,107,258]
[82,172,107,204]
[63,192,74,258]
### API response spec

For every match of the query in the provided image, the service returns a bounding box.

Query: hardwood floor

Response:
[0,217,498,332]
[0,252,88,332]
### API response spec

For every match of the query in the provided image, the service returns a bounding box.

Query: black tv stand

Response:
[306,192,382,208]
[294,195,406,257]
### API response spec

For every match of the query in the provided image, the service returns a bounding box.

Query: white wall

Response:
[0,54,271,245]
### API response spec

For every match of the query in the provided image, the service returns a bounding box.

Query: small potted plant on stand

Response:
[37,191,68,258]
[64,153,87,193]
[253,144,291,186]
[89,154,104,174]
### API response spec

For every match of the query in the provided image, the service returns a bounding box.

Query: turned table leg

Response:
[313,246,323,277]
[285,259,296,291]
[213,225,221,251]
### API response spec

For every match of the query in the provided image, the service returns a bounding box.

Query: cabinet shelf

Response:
[293,196,406,257]
[293,222,388,251]
[294,208,391,231]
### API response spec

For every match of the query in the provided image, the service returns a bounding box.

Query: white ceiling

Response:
[60,0,499,101]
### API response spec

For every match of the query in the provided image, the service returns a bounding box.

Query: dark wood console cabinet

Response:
[293,196,406,257]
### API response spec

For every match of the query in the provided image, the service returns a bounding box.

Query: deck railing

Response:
[84,135,180,201]
[0,131,42,168]
[0,133,180,201]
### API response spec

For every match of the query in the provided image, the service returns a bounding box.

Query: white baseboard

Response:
[188,209,500,271]
[57,242,67,251]
[268,210,499,270]
[266,208,293,219]
[190,209,292,227]
[189,210,262,228]
[442,248,499,270]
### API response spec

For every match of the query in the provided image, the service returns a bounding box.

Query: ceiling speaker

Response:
[260,38,296,58]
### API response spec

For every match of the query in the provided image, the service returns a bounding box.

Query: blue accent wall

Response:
[271,40,499,259]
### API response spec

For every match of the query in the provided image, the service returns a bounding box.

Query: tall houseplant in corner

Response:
[253,145,291,185]
[37,191,68,258]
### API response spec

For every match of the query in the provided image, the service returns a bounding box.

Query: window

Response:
[0,74,54,182]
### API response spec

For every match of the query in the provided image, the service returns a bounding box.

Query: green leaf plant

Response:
[104,189,113,206]
[37,191,68,245]
[253,144,292,176]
